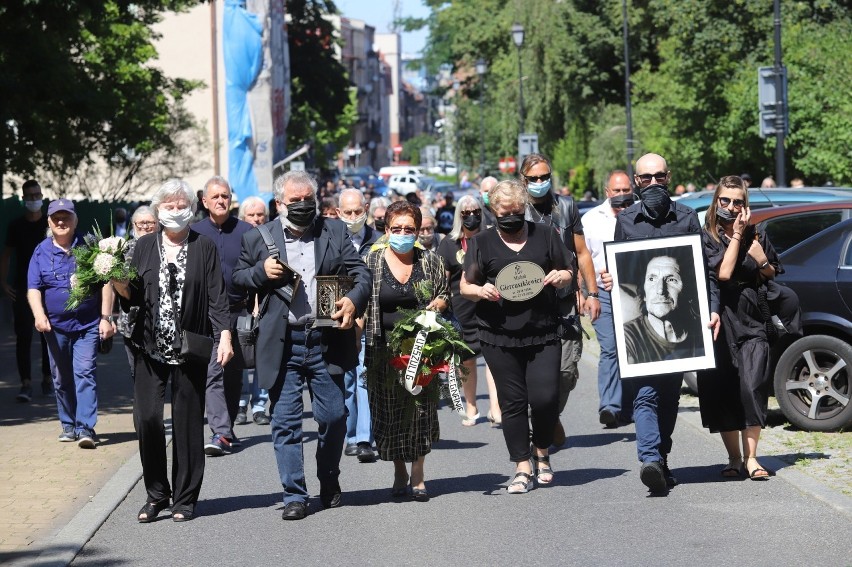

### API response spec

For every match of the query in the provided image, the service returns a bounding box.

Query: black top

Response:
[436,235,477,329]
[6,214,48,289]
[119,230,230,353]
[462,222,570,346]
[379,257,423,332]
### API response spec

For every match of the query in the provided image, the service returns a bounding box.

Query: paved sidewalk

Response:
[0,299,144,564]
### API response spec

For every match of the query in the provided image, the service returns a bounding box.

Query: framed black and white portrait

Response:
[604,234,715,378]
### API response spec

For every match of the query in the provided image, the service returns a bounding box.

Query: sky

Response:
[334,0,430,56]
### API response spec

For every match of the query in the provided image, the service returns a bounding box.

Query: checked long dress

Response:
[363,243,449,462]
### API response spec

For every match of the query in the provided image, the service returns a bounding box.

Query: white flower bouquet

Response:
[66,222,136,309]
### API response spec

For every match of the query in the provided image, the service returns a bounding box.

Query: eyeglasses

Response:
[524,173,552,183]
[460,209,482,218]
[134,221,157,229]
[389,226,417,235]
[636,171,669,184]
[718,197,745,208]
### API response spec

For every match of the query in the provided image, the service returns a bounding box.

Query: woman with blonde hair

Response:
[460,180,573,494]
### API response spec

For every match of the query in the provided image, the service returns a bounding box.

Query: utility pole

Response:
[773,0,786,187]
[622,0,634,179]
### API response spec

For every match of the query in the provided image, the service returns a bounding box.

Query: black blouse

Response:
[462,222,570,347]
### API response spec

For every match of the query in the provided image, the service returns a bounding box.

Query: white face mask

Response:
[158,207,194,231]
[24,200,43,212]
[341,213,367,234]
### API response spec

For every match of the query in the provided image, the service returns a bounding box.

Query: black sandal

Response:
[137,499,169,523]
[533,454,554,485]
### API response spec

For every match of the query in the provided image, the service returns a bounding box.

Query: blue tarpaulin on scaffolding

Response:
[223,0,263,200]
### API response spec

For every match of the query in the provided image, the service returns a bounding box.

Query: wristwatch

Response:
[587,292,600,299]
[759,261,769,269]
[101,314,115,323]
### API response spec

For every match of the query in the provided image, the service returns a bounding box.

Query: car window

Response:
[762,211,843,254]
[844,234,852,267]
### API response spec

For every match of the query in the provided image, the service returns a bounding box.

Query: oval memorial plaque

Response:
[495,261,545,301]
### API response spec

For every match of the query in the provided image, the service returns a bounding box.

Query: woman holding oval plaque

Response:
[460,180,573,494]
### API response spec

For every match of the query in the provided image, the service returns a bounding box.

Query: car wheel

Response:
[774,335,852,431]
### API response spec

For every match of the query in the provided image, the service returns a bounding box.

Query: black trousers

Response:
[133,350,207,510]
[481,340,561,462]
[12,294,50,383]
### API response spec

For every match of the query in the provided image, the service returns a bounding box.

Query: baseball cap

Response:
[47,199,76,216]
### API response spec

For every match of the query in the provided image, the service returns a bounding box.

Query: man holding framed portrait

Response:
[601,153,720,495]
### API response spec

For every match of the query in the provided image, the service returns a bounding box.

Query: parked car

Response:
[387,173,421,196]
[770,219,852,431]
[749,201,852,255]
[677,187,852,224]
[684,202,852,399]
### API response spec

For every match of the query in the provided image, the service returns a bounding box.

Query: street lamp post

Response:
[621,0,635,179]
[476,58,487,173]
[511,23,525,135]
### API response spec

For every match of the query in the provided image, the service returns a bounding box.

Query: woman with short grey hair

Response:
[112,178,231,522]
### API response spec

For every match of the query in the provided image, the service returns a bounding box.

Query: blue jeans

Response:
[241,369,269,414]
[593,290,622,415]
[44,324,99,435]
[344,333,372,445]
[622,373,681,463]
[268,327,346,504]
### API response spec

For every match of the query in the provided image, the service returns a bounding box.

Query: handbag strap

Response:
[256,224,280,259]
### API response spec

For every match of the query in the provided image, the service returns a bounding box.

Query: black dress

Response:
[436,235,480,358]
[698,225,782,431]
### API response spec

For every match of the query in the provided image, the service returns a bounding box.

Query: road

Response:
[61,352,850,567]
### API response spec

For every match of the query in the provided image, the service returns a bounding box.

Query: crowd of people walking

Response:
[3,150,797,522]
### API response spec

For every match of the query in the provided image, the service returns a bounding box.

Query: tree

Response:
[0,0,203,190]
[286,0,352,169]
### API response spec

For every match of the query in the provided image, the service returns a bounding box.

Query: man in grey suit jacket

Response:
[233,172,371,520]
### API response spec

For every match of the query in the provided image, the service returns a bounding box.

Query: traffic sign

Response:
[499,156,517,174]
[393,145,403,154]
[518,133,538,163]
[758,66,788,139]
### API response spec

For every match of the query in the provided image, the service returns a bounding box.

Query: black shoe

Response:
[253,411,270,425]
[282,501,309,520]
[15,386,32,403]
[599,409,618,427]
[320,482,342,509]
[640,461,667,493]
[235,407,248,425]
[356,442,376,463]
[662,458,678,488]
[344,443,359,457]
[411,487,430,502]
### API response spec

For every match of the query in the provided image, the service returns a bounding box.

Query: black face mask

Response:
[496,214,525,234]
[638,183,671,220]
[373,218,386,232]
[715,206,737,223]
[609,193,635,209]
[285,199,317,227]
[462,214,482,230]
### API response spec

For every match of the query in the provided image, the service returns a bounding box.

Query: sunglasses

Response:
[389,226,417,235]
[134,221,157,229]
[524,173,551,183]
[636,171,668,184]
[460,209,482,218]
[718,197,745,207]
